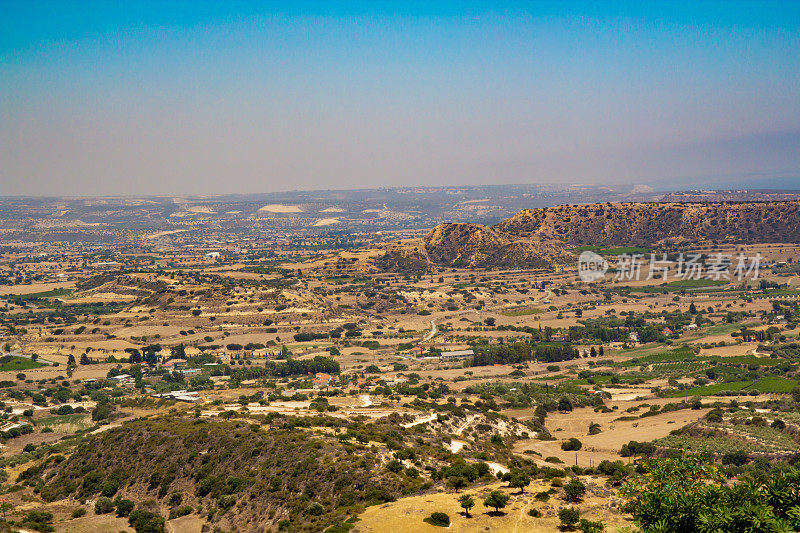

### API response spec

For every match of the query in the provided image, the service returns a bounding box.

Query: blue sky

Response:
[2,1,799,195]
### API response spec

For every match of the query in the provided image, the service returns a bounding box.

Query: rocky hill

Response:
[421,223,557,269]
[494,201,800,245]
[377,201,800,271]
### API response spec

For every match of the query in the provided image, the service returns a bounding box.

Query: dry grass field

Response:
[355,480,630,532]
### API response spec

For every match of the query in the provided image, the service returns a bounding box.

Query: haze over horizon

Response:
[2,1,800,196]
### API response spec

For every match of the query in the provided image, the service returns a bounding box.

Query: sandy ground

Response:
[312,218,341,226]
[50,510,204,532]
[55,514,134,532]
[512,405,711,466]
[0,282,76,295]
[258,204,303,213]
[167,514,205,533]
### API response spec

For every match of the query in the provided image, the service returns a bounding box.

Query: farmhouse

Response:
[440,349,474,361]
[109,374,134,386]
[313,372,333,389]
[162,358,188,370]
[152,390,201,403]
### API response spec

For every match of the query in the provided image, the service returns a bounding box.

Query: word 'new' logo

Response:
[578,251,608,282]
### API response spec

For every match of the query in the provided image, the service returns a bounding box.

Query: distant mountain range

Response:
[1,188,799,244]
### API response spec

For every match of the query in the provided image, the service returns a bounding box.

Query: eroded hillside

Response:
[411,201,800,270]
[494,201,800,245]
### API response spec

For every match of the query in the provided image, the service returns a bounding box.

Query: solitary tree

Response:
[564,478,587,503]
[483,491,510,514]
[508,470,531,494]
[458,494,475,517]
[558,397,573,413]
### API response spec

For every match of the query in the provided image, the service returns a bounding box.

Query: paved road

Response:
[421,319,437,342]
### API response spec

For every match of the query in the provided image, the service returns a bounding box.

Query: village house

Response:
[381,375,408,385]
[152,390,201,403]
[109,374,134,386]
[313,372,333,389]
[440,349,474,362]
[162,358,188,370]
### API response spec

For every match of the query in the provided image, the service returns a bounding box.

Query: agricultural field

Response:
[0,200,798,532]
[0,355,47,372]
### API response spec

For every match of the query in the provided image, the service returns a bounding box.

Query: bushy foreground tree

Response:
[622,454,800,532]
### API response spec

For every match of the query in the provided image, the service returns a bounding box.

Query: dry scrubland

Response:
[0,201,800,531]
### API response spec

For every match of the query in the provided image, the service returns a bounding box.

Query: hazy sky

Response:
[2,1,799,196]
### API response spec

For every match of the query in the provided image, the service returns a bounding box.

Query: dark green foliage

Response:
[424,512,450,527]
[22,510,54,532]
[39,416,422,532]
[128,509,165,533]
[564,478,587,503]
[558,397,574,412]
[579,518,605,532]
[483,490,510,513]
[622,455,800,532]
[507,469,531,493]
[619,440,656,457]
[231,355,340,378]
[115,498,135,517]
[472,343,580,366]
[94,496,115,514]
[561,437,582,451]
[168,506,193,519]
[458,494,475,517]
[559,507,581,529]
[386,459,403,473]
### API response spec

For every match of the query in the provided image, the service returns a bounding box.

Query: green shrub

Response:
[564,478,587,503]
[114,498,135,517]
[168,506,193,519]
[22,510,54,532]
[128,509,165,533]
[721,450,749,466]
[306,502,325,516]
[621,454,800,532]
[579,518,605,532]
[95,496,115,514]
[559,507,580,529]
[423,512,450,527]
